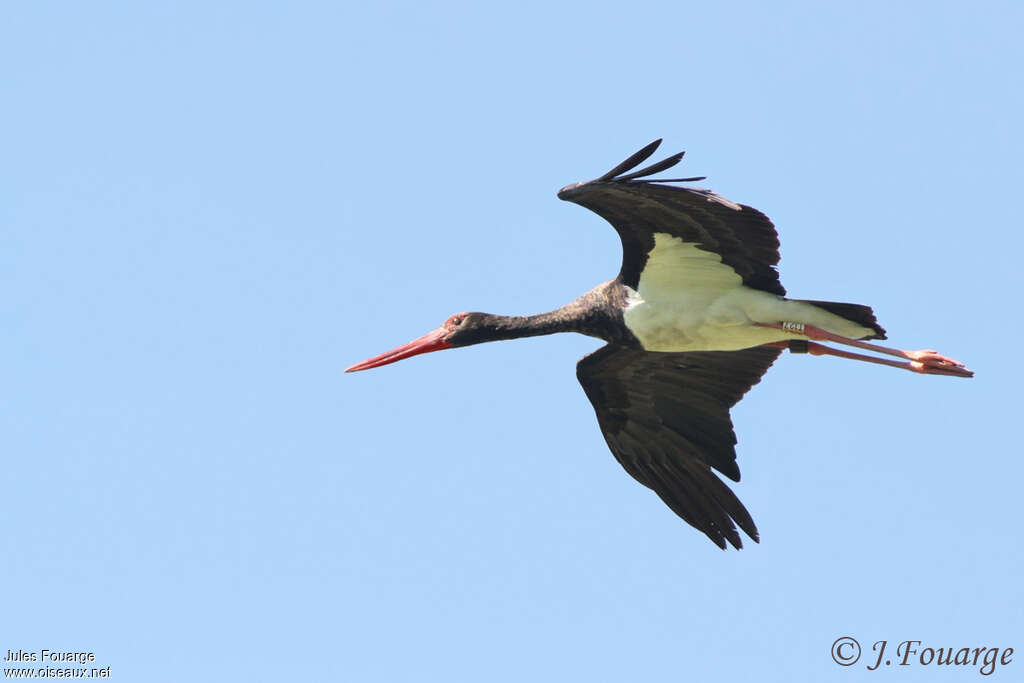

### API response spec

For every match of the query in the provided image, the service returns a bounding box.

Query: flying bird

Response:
[347,140,973,549]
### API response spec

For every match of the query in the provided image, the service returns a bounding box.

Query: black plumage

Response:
[577,345,781,549]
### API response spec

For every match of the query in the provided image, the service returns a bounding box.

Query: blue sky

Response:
[4,2,1022,681]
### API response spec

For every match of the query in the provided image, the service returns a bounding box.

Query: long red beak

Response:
[345,326,452,372]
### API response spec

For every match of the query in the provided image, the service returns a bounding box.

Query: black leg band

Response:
[788,340,810,354]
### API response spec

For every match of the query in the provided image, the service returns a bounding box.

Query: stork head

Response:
[345,312,489,372]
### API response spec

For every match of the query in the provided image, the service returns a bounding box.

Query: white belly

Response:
[622,233,872,352]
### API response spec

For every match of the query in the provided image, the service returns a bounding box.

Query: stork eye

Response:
[450,316,463,326]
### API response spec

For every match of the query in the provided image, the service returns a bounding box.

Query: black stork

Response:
[347,140,973,550]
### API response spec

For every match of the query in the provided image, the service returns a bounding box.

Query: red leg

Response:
[758,324,973,378]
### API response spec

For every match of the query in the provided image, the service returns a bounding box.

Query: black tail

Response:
[796,300,887,340]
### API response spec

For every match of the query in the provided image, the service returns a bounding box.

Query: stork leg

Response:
[758,323,973,378]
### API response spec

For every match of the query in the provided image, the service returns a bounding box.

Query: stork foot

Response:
[906,350,973,378]
[904,349,966,367]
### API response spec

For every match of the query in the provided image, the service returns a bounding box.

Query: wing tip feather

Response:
[559,139,705,201]
[596,139,664,181]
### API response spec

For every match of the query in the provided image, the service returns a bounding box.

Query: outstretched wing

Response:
[558,139,784,296]
[576,344,782,549]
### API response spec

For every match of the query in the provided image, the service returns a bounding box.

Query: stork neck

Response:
[449,281,632,348]
[482,309,580,341]
[468,280,632,345]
